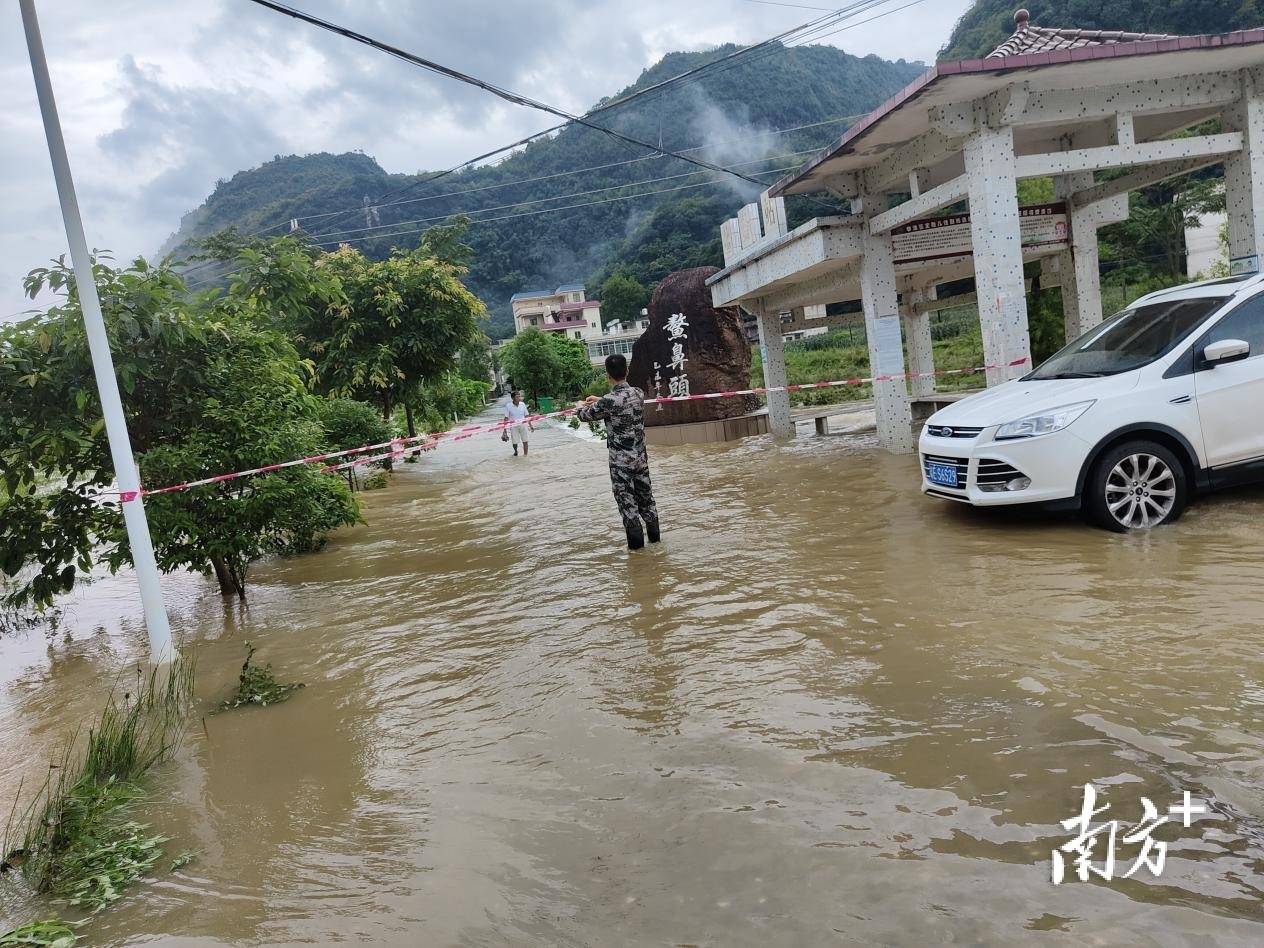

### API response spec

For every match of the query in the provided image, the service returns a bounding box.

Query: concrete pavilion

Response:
[708,10,1264,452]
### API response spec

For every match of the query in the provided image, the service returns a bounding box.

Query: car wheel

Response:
[1085,440,1187,532]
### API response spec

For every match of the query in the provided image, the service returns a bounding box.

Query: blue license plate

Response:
[927,462,959,488]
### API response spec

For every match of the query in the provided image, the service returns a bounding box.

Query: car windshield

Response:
[1027,296,1229,380]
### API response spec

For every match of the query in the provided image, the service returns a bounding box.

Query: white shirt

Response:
[505,401,528,423]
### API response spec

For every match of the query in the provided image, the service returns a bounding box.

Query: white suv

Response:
[919,274,1264,531]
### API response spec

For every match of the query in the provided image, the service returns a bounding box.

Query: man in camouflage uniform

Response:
[577,353,660,550]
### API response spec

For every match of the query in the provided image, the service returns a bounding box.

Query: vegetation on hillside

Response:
[165,44,926,339]
[940,0,1264,60]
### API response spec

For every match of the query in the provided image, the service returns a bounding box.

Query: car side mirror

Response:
[1202,338,1251,366]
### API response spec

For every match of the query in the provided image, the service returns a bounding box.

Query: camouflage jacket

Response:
[578,382,650,467]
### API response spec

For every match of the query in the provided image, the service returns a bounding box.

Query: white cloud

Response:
[0,0,971,318]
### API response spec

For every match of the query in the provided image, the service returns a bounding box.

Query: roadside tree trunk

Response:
[209,554,247,600]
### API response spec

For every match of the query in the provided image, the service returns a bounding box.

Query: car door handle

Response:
[1170,395,1192,404]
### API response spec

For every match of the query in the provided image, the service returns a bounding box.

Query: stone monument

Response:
[628,267,766,444]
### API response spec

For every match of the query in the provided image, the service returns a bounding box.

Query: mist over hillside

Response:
[166,42,925,339]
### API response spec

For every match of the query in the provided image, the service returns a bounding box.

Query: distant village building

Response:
[510,283,602,341]
[508,283,649,367]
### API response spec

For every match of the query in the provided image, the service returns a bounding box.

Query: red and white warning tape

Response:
[108,357,1028,501]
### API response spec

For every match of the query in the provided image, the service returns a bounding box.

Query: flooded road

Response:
[4,403,1264,945]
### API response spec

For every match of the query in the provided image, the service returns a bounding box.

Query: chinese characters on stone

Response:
[1052,784,1206,884]
[654,312,690,410]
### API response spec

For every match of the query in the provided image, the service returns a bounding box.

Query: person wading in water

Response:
[576,354,661,550]
[504,390,534,457]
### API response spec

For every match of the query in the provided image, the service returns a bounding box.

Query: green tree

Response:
[548,332,600,398]
[292,242,485,437]
[498,327,559,403]
[457,336,493,383]
[0,255,360,607]
[317,397,395,489]
[497,328,597,402]
[417,215,475,268]
[599,273,649,327]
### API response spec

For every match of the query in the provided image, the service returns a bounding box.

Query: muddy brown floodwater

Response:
[4,405,1264,946]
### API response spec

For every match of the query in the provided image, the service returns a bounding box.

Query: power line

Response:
[185,164,798,289]
[289,115,866,227]
[310,149,820,243]
[742,0,835,9]
[185,0,918,279]
[245,0,894,242]
[306,167,798,250]
[797,0,930,44]
[176,115,862,281]
[246,0,774,196]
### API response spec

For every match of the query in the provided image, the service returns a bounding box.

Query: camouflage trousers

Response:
[609,460,658,526]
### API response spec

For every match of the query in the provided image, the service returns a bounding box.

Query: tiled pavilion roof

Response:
[988,8,1176,59]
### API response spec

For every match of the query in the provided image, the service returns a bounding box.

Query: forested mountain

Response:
[941,0,1264,60]
[165,43,924,339]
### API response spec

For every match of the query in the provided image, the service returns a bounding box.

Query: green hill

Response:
[941,0,1264,60]
[165,43,924,339]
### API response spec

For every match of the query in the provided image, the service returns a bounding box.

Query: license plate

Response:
[926,462,959,488]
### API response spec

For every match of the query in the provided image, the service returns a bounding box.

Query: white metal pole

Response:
[20,0,175,664]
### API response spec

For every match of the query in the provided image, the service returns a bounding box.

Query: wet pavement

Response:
[3,403,1264,946]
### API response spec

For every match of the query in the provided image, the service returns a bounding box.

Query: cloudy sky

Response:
[0,0,972,319]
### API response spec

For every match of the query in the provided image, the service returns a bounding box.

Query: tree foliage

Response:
[598,274,649,327]
[290,242,484,429]
[0,253,360,607]
[497,328,558,403]
[497,328,597,403]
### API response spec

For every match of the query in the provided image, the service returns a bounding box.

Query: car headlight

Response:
[995,401,1095,440]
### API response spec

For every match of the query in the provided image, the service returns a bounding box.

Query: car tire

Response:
[1085,439,1188,533]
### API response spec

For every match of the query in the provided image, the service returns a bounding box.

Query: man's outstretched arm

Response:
[576,394,614,423]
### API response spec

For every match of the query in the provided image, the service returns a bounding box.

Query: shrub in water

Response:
[2,657,194,928]
[217,643,304,711]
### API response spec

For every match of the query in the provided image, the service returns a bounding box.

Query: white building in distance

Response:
[509,282,649,366]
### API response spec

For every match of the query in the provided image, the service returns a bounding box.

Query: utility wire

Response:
[742,0,835,9]
[306,168,797,251]
[242,0,895,241]
[177,115,861,280]
[186,163,798,288]
[310,149,820,243]
[186,0,915,281]
[246,0,774,191]
[289,117,864,226]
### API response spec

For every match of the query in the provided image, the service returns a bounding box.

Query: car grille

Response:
[976,459,1026,490]
[922,454,967,490]
[926,424,983,439]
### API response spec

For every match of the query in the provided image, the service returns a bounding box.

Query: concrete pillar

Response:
[720,218,741,266]
[963,124,1032,386]
[760,191,789,239]
[1055,174,1129,340]
[1223,78,1264,275]
[1054,172,1098,342]
[902,288,936,398]
[859,207,914,454]
[754,304,794,438]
